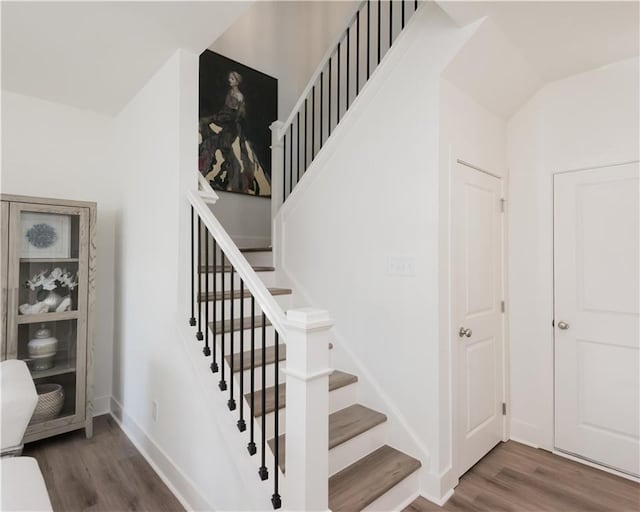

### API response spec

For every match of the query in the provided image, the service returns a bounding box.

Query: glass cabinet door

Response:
[6,202,89,431]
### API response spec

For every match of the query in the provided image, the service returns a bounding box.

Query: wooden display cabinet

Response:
[1,194,96,441]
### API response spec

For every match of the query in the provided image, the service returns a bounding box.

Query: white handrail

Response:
[187,189,287,337]
[278,0,365,139]
[198,173,219,205]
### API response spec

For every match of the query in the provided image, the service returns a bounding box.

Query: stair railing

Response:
[271,0,423,208]
[187,187,333,510]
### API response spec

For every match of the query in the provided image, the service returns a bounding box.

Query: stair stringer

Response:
[272,3,483,505]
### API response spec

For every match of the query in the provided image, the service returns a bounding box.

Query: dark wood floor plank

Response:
[403,441,640,512]
[24,415,184,512]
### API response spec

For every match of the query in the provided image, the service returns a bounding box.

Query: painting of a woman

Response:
[198,51,277,197]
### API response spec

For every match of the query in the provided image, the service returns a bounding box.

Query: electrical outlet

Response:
[151,401,159,422]
[386,256,416,276]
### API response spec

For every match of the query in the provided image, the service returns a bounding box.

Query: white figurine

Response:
[19,302,50,315]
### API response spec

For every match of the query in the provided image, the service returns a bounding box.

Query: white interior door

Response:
[453,162,504,477]
[554,162,640,477]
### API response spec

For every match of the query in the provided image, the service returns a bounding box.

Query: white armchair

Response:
[0,360,53,511]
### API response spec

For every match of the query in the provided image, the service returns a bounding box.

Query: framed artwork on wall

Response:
[20,212,71,259]
[199,50,278,198]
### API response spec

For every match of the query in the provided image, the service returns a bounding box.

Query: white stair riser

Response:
[200,271,277,289]
[212,326,279,352]
[362,471,420,512]
[256,380,358,439]
[201,294,292,320]
[328,422,387,476]
[232,364,287,390]
[241,251,274,267]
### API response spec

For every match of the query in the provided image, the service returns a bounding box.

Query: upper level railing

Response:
[187,180,333,510]
[275,0,423,203]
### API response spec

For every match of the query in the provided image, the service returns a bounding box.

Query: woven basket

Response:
[31,384,65,424]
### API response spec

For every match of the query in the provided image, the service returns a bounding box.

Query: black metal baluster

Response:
[211,239,218,373]
[228,265,236,410]
[311,85,316,160]
[196,218,203,341]
[367,1,371,79]
[320,71,324,148]
[189,207,196,326]
[203,228,210,356]
[328,57,332,136]
[219,252,227,391]
[296,111,301,183]
[390,0,393,48]
[247,297,257,455]
[304,98,308,171]
[289,124,293,194]
[258,312,268,481]
[402,0,405,28]
[415,0,418,11]
[283,133,287,200]
[356,10,360,95]
[237,280,246,431]
[271,331,281,509]
[346,26,350,109]
[337,41,341,122]
[378,0,381,64]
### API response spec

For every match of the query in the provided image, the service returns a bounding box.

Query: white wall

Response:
[507,57,640,449]
[1,90,115,414]
[207,1,358,248]
[274,4,477,501]
[438,77,507,487]
[111,49,269,511]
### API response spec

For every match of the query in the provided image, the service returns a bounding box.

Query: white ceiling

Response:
[1,1,250,115]
[438,1,639,117]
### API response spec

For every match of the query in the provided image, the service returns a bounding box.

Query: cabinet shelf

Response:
[30,360,76,379]
[20,258,79,263]
[17,310,79,325]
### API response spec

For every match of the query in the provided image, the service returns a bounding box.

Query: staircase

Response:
[188,1,428,509]
[188,240,422,511]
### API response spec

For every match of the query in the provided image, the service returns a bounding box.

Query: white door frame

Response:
[451,158,509,480]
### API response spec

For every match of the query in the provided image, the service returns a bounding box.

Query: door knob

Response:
[557,321,570,330]
[459,327,472,338]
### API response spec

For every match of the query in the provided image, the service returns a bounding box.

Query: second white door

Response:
[452,162,504,477]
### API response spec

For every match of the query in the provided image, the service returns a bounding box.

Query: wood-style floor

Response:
[24,414,184,512]
[404,441,640,512]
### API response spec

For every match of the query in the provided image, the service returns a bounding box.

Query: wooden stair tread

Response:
[268,404,387,472]
[240,247,272,253]
[226,344,286,372]
[199,265,274,273]
[209,316,271,334]
[328,445,422,512]
[247,371,358,417]
[199,287,291,302]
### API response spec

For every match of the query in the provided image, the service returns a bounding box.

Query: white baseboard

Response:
[92,395,111,416]
[510,418,545,449]
[109,397,213,512]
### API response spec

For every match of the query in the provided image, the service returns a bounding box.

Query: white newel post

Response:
[270,121,285,223]
[283,308,333,512]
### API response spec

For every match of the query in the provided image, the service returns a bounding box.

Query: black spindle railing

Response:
[189,207,196,327]
[259,312,268,481]
[271,331,281,509]
[196,218,203,341]
[203,227,211,356]
[280,0,423,202]
[219,251,227,391]
[211,239,218,373]
[189,209,285,509]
